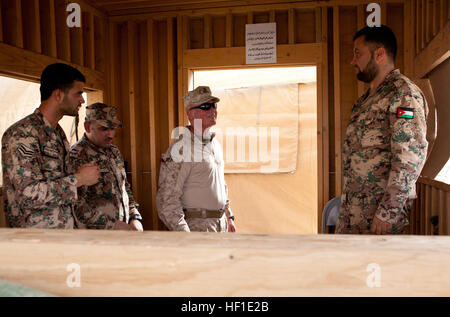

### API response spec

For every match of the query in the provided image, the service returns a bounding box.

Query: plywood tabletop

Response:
[0,228,449,297]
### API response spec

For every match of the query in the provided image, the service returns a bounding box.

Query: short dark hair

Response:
[353,25,397,62]
[40,63,86,101]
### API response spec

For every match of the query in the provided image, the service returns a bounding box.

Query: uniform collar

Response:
[80,133,112,154]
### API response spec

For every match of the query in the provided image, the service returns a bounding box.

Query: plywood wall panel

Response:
[189,17,203,49]
[253,11,269,23]
[54,0,70,61]
[21,0,41,53]
[212,15,226,48]
[275,10,288,44]
[295,8,316,43]
[387,3,405,73]
[232,14,246,47]
[39,0,57,58]
[2,0,23,48]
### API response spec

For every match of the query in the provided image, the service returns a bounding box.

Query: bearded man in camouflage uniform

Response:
[156,86,236,232]
[335,26,428,235]
[68,103,143,231]
[2,63,100,228]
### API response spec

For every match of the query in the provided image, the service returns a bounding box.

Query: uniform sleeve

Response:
[2,135,78,211]
[125,178,140,218]
[375,92,428,230]
[224,184,233,218]
[156,154,192,232]
[67,149,89,229]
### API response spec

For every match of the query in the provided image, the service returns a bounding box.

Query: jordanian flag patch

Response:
[397,107,414,119]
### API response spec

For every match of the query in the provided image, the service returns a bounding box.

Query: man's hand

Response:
[370,217,392,235]
[113,220,131,230]
[227,218,236,232]
[129,219,143,232]
[75,163,100,187]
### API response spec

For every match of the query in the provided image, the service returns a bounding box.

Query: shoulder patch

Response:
[397,107,414,119]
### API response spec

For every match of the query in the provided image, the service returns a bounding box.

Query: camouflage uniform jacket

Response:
[156,127,233,232]
[336,69,428,234]
[1,109,78,228]
[68,134,140,229]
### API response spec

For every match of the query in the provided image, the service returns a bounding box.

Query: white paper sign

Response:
[246,23,277,64]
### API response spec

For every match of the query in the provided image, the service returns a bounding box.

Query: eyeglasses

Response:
[190,102,217,111]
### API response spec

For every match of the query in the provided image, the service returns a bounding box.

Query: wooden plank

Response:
[0,0,3,42]
[184,13,190,49]
[94,16,106,73]
[21,0,41,53]
[108,0,405,22]
[421,0,425,49]
[357,4,365,97]
[425,184,432,235]
[315,7,321,43]
[381,1,387,25]
[288,8,294,44]
[2,0,23,48]
[204,15,211,49]
[445,191,450,235]
[39,0,57,58]
[418,176,450,191]
[127,21,139,202]
[416,0,420,55]
[433,0,437,36]
[0,42,104,90]
[70,19,84,66]
[319,6,329,232]
[177,16,185,126]
[147,19,159,231]
[333,6,342,197]
[269,10,275,23]
[183,43,322,68]
[425,0,431,43]
[441,0,446,30]
[247,11,253,24]
[225,13,232,47]
[414,20,450,78]
[82,11,95,69]
[167,17,175,143]
[2,229,450,296]
[404,0,413,78]
[430,186,438,234]
[316,68,323,234]
[54,0,70,61]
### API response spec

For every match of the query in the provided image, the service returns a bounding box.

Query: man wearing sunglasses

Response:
[156,86,236,233]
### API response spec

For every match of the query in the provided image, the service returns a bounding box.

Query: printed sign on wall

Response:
[245,23,277,64]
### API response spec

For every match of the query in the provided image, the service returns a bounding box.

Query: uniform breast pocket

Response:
[359,116,388,148]
[42,146,63,177]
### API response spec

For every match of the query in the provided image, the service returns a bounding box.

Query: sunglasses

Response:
[190,102,217,111]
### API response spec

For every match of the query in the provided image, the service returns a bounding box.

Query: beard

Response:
[356,54,379,83]
[61,94,80,116]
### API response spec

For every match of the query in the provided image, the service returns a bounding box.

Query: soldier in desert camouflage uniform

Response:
[335,26,428,235]
[157,86,236,232]
[69,103,143,231]
[1,63,100,228]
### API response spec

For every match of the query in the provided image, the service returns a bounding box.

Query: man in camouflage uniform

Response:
[2,63,100,228]
[335,26,428,235]
[157,86,236,232]
[69,103,143,231]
